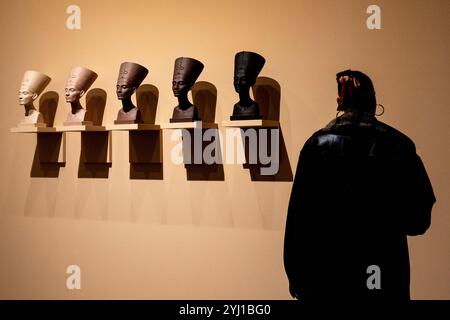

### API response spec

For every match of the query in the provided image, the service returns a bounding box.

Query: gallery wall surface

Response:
[0,0,449,299]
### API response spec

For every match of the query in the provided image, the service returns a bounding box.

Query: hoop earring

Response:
[336,110,344,118]
[375,104,385,116]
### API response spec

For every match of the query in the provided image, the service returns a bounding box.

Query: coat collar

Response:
[326,110,377,129]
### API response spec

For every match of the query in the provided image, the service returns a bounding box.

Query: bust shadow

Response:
[252,76,280,121]
[192,81,217,123]
[136,84,158,124]
[242,77,292,181]
[78,88,111,178]
[39,91,58,127]
[84,88,106,125]
[129,84,163,180]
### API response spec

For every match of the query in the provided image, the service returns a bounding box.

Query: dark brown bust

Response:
[170,57,204,123]
[115,62,149,124]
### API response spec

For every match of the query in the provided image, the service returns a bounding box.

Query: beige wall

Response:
[0,0,448,299]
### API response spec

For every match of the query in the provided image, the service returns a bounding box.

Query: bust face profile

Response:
[116,84,134,100]
[18,89,35,106]
[65,86,84,103]
[18,70,51,106]
[172,78,190,98]
[64,66,98,104]
[233,74,252,94]
[116,62,148,101]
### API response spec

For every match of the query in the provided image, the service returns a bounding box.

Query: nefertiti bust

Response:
[115,62,149,124]
[64,66,98,125]
[170,57,204,123]
[231,51,265,120]
[18,70,51,126]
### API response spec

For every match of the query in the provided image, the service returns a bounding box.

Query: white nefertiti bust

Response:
[18,70,51,126]
[64,66,98,124]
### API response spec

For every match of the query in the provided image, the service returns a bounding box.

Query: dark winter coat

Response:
[284,111,436,301]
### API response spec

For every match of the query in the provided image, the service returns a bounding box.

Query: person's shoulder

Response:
[301,126,337,152]
[301,117,417,157]
[308,117,344,143]
[374,120,417,154]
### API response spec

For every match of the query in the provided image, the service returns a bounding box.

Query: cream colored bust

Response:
[64,66,98,125]
[18,70,51,127]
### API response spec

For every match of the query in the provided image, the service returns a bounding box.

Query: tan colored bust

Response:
[18,70,51,127]
[64,66,98,125]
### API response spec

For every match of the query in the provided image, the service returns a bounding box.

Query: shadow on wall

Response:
[242,77,293,181]
[39,91,58,127]
[30,132,65,178]
[192,81,217,123]
[137,84,159,124]
[129,84,164,179]
[78,131,111,178]
[184,128,225,181]
[31,91,64,177]
[253,76,280,121]
[84,88,106,126]
[78,88,111,178]
[129,130,163,180]
[184,81,224,181]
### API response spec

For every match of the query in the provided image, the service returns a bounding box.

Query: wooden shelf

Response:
[56,125,107,132]
[161,121,218,129]
[105,123,161,131]
[221,119,279,128]
[10,126,57,133]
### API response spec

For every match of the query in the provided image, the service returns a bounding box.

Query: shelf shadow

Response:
[130,164,163,180]
[128,84,163,179]
[185,163,224,181]
[129,130,163,180]
[181,128,224,181]
[30,132,65,178]
[192,81,217,123]
[85,88,107,125]
[39,91,58,127]
[236,77,292,181]
[241,127,293,181]
[78,132,111,178]
[137,84,159,124]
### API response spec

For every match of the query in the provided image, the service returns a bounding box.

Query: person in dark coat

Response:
[284,69,436,301]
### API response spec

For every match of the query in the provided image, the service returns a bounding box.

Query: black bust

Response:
[170,57,204,123]
[231,51,265,120]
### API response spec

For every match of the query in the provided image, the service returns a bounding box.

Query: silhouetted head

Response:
[336,69,376,114]
[172,57,204,97]
[234,51,265,93]
[116,62,149,100]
